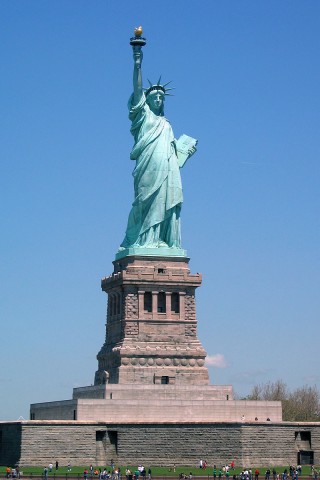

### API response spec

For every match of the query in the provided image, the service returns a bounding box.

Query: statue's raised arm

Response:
[130,27,145,105]
[132,46,143,105]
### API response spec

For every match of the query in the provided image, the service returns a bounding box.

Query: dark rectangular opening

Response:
[158,292,166,313]
[300,431,311,442]
[298,451,314,465]
[108,431,118,454]
[73,409,77,420]
[96,430,106,441]
[171,292,180,313]
[161,376,169,384]
[144,292,152,312]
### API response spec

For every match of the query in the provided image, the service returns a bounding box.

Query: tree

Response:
[245,381,320,421]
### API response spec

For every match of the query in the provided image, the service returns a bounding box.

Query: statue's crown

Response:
[144,76,174,97]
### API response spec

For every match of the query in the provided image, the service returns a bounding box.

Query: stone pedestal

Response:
[94,255,209,386]
[29,254,283,427]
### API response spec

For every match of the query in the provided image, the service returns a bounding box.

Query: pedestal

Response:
[94,255,209,386]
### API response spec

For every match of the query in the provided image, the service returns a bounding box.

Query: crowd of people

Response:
[5,467,20,479]
[3,461,319,480]
[210,464,318,480]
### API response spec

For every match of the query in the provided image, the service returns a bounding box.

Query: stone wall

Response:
[116,423,243,465]
[1,421,320,467]
[241,423,320,466]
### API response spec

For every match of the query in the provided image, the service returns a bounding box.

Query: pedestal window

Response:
[144,292,152,312]
[157,292,166,313]
[171,292,180,313]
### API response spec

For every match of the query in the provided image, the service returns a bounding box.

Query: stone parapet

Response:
[73,383,234,401]
[30,397,282,423]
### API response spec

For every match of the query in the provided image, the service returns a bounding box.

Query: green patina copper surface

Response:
[116,31,197,260]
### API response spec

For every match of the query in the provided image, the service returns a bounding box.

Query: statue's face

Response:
[147,91,164,114]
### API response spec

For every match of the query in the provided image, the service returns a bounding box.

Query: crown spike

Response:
[144,77,174,98]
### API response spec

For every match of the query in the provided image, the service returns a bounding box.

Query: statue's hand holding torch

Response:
[130,27,146,101]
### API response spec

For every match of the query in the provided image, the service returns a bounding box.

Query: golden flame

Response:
[134,26,143,37]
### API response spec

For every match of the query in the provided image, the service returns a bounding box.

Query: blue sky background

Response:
[1,1,319,420]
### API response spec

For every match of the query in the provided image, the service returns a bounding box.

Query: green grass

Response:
[0,466,318,477]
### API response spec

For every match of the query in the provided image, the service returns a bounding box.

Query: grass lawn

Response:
[0,466,317,477]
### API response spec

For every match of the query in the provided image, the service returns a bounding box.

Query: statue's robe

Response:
[121,94,183,248]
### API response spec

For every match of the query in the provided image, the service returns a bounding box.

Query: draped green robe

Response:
[120,94,183,248]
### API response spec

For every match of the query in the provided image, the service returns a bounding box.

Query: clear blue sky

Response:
[1,1,319,420]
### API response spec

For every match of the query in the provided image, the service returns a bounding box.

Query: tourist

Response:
[84,470,88,480]
[134,468,140,480]
[44,467,48,480]
[213,466,217,479]
[148,469,152,480]
[55,461,59,471]
[255,468,259,480]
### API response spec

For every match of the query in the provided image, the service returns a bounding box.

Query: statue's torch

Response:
[130,26,146,48]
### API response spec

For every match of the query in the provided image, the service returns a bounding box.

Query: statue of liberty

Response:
[118,28,197,258]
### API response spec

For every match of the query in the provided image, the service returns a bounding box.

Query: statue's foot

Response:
[157,241,169,247]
